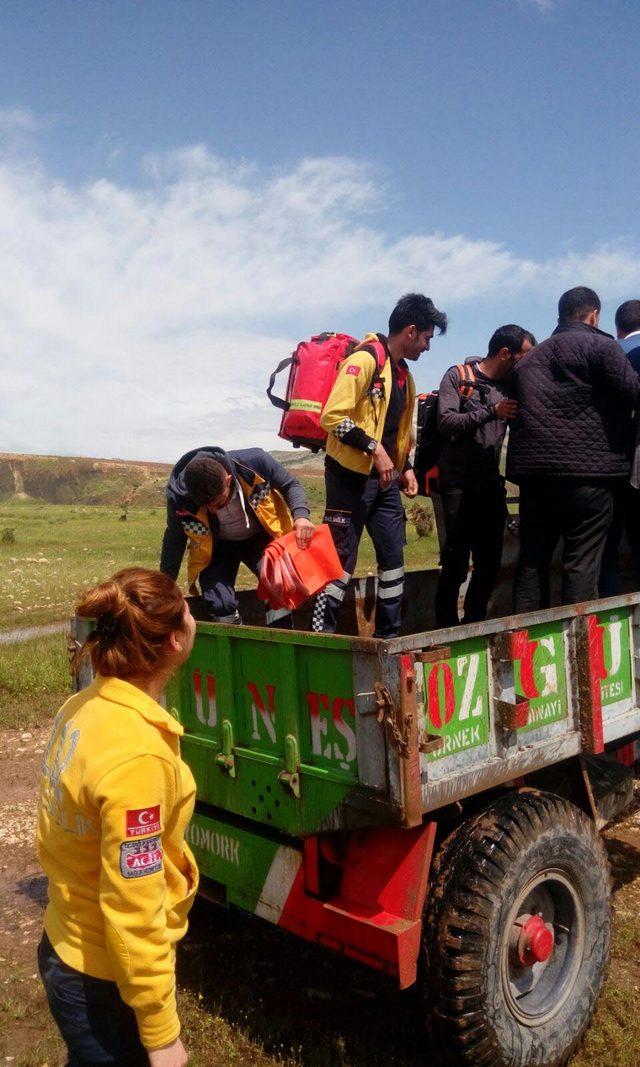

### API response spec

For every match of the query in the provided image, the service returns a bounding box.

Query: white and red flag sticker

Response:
[126,806,161,838]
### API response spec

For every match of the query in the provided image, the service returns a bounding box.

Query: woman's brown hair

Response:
[72,567,186,681]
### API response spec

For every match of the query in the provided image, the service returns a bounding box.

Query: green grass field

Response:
[0,633,70,728]
[0,488,439,632]
[0,482,438,727]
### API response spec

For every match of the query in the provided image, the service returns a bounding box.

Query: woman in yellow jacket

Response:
[37,567,198,1067]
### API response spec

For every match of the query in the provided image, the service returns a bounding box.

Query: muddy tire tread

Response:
[421,788,610,1067]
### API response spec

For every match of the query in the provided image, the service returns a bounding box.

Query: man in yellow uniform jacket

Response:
[160,445,314,627]
[313,293,447,637]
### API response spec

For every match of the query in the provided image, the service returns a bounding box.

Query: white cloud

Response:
[0,107,38,132]
[0,140,638,461]
[518,0,556,11]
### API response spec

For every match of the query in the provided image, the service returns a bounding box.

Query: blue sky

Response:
[1,0,639,460]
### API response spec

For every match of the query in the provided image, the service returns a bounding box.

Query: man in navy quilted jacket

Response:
[507,287,640,612]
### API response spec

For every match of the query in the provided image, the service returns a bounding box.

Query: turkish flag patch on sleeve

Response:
[346,364,361,376]
[126,806,161,837]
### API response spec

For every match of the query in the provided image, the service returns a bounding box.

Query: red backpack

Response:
[267,333,387,451]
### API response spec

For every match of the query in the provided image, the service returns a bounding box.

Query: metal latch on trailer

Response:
[278,734,301,798]
[215,719,236,777]
[374,677,443,757]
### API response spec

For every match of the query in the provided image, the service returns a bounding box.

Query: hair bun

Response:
[76,578,128,623]
[72,567,186,682]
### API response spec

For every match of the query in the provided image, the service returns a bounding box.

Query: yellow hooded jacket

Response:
[37,675,198,1050]
[320,334,416,475]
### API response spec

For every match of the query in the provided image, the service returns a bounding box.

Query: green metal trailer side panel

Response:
[159,588,640,841]
[515,618,568,733]
[184,807,294,916]
[168,623,392,836]
[421,635,490,761]
[597,606,632,708]
[386,594,640,813]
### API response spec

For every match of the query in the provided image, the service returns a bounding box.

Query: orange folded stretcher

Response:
[257,524,343,612]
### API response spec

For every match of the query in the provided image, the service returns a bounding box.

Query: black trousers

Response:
[434,479,507,628]
[198,532,293,627]
[514,478,614,613]
[312,463,406,638]
[599,483,640,596]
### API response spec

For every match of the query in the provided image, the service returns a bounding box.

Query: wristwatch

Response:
[366,439,378,454]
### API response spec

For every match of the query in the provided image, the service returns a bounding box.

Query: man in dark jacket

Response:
[434,324,535,627]
[507,287,640,612]
[616,299,640,370]
[599,299,640,594]
[160,446,313,625]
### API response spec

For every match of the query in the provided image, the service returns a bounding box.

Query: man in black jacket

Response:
[599,299,640,594]
[160,446,313,625]
[507,287,640,612]
[434,324,535,627]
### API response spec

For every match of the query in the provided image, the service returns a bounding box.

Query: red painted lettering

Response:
[511,631,540,699]
[248,682,277,744]
[427,663,455,729]
[307,693,357,769]
[332,697,356,769]
[307,692,330,758]
[193,668,217,728]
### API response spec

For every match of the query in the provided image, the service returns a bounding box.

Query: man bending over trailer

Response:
[160,446,314,626]
[312,293,447,638]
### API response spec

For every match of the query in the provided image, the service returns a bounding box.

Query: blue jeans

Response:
[38,932,149,1066]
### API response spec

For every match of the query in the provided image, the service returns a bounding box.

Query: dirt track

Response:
[0,727,52,1062]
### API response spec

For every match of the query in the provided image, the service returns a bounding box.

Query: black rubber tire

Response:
[421,788,611,1067]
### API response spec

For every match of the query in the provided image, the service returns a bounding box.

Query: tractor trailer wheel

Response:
[421,789,610,1067]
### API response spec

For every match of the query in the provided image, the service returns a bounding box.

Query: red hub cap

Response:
[517,915,554,966]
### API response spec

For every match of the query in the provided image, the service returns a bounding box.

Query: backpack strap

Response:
[369,335,389,373]
[455,362,477,400]
[356,335,389,378]
[266,355,294,411]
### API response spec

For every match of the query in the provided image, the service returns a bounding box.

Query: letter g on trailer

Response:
[72,589,640,1067]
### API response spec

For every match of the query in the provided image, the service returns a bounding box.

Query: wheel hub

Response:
[501,869,586,1026]
[517,914,555,967]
